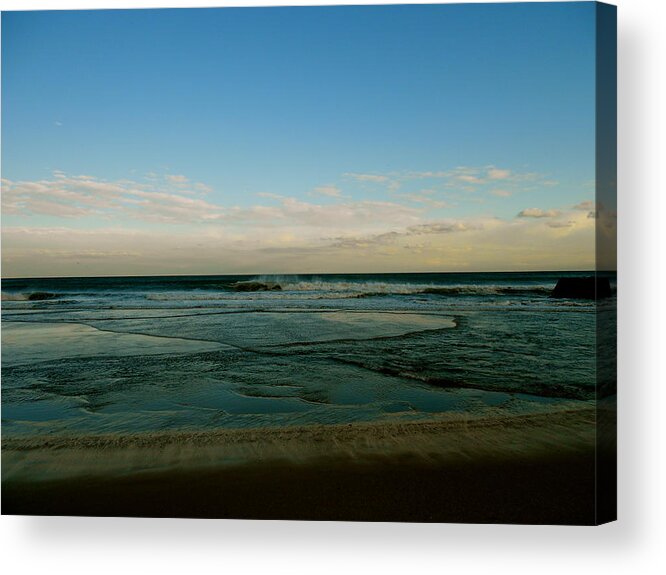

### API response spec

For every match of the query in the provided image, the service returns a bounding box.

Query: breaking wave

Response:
[140,283,554,302]
[279,280,553,298]
[140,281,554,301]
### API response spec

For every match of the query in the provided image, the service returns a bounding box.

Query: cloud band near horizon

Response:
[1,167,604,277]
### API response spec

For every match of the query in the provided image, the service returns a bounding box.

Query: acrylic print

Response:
[0,2,617,524]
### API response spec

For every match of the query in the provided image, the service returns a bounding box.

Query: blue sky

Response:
[1,3,601,276]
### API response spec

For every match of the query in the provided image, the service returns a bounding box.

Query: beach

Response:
[2,407,608,523]
[1,272,616,523]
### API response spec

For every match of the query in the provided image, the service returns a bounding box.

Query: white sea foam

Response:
[141,282,555,302]
[279,280,553,297]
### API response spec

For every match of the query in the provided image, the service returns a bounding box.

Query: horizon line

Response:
[0,269,612,281]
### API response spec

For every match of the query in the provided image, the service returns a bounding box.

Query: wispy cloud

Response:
[166,174,188,184]
[1,163,596,275]
[2,197,597,276]
[341,165,556,197]
[2,172,425,229]
[392,190,449,208]
[311,185,343,198]
[487,168,511,180]
[194,182,213,194]
[517,207,561,218]
[343,172,390,183]
[227,197,422,228]
[573,200,594,210]
[1,172,222,224]
[330,219,477,249]
[407,221,475,234]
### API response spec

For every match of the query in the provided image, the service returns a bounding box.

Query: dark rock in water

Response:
[27,292,57,301]
[231,281,282,292]
[550,277,612,299]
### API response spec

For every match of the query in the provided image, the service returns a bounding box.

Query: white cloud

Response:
[2,171,427,228]
[1,172,221,224]
[2,200,596,276]
[1,166,597,276]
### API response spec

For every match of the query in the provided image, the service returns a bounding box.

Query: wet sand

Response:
[2,408,606,524]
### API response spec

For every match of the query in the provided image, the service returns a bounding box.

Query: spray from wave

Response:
[2,291,59,302]
[1,293,28,301]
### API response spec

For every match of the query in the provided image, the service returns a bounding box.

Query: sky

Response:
[1,3,603,277]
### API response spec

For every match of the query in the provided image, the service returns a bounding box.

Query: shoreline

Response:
[1,407,608,524]
[2,407,596,479]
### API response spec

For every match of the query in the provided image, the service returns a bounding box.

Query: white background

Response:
[0,0,664,573]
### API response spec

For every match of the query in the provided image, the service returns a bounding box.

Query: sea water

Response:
[1,272,616,437]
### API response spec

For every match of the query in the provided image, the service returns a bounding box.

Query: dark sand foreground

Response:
[2,409,609,524]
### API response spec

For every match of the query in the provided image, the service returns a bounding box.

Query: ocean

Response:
[1,271,616,438]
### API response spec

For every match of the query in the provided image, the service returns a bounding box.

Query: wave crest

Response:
[280,281,553,298]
